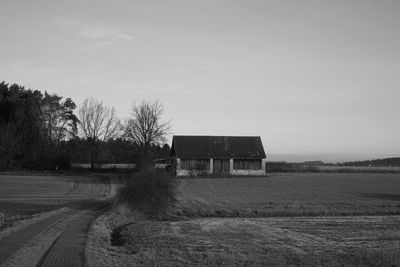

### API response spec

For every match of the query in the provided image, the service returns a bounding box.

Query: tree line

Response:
[337,158,400,167]
[0,81,171,170]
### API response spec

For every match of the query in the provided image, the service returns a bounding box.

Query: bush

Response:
[116,170,177,217]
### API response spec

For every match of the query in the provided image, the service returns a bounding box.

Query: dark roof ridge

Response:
[171,135,266,159]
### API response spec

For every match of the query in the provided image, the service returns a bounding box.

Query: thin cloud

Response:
[136,84,206,96]
[115,33,135,40]
[161,58,271,76]
[93,40,114,48]
[81,27,115,39]
[332,86,363,100]
[52,16,134,47]
[80,26,134,41]
[52,16,79,27]
[5,60,32,76]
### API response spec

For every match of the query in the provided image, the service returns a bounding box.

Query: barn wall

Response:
[176,158,212,176]
[176,169,190,176]
[231,169,265,176]
[232,158,266,175]
[213,159,230,175]
[176,158,266,176]
[176,169,212,176]
[233,159,262,170]
[181,159,210,170]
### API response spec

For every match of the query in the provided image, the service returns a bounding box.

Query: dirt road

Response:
[0,200,109,267]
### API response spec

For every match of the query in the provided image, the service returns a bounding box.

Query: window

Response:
[181,159,210,170]
[233,159,262,170]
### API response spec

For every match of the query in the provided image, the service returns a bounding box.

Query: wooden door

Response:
[213,159,230,175]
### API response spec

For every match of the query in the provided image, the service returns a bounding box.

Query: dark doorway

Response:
[213,159,230,175]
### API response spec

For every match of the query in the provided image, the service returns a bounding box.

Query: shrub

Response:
[116,170,177,217]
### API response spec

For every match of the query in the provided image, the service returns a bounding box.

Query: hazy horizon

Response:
[1,0,399,157]
[266,152,400,163]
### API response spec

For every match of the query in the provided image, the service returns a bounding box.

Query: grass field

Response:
[174,173,400,217]
[88,172,400,266]
[0,174,110,221]
[99,215,400,266]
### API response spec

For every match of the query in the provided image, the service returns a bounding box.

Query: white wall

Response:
[231,169,266,176]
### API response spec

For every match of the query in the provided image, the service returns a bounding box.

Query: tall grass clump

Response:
[116,170,177,217]
[0,212,5,227]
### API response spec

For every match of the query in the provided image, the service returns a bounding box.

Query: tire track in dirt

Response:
[0,176,116,266]
[0,201,110,266]
[37,204,108,267]
[0,208,78,264]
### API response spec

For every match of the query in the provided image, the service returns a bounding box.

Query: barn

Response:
[170,135,266,176]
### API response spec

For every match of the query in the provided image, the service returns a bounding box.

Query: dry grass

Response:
[96,215,400,266]
[87,173,400,266]
[115,170,177,218]
[0,174,110,222]
[85,204,148,267]
[0,207,68,241]
[174,173,400,217]
[0,175,110,198]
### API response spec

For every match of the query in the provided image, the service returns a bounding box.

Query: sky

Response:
[1,0,400,161]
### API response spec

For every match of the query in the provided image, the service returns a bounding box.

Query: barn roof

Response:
[171,135,266,159]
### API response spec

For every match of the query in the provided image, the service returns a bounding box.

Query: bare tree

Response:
[124,100,171,167]
[78,97,120,169]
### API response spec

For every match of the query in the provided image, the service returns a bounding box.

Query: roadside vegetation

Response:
[86,170,178,265]
[115,170,177,218]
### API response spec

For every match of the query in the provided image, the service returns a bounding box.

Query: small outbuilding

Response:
[170,135,266,176]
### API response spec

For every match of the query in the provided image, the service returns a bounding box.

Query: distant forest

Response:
[0,81,170,170]
[337,158,400,167]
